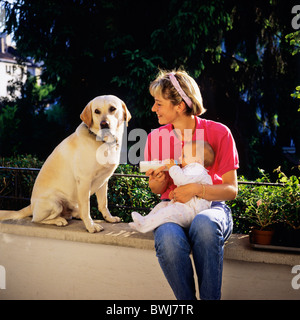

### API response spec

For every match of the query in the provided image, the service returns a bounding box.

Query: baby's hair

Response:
[149,69,206,116]
[202,141,215,167]
[184,140,215,168]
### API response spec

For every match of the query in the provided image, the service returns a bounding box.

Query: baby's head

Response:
[181,140,214,168]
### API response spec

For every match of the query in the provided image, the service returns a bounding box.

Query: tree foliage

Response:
[1,0,300,178]
[0,76,64,158]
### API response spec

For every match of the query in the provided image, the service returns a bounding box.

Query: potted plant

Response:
[238,169,281,245]
[245,192,280,245]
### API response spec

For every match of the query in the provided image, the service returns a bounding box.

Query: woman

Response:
[144,70,239,300]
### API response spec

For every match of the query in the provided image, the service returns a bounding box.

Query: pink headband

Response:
[169,72,193,109]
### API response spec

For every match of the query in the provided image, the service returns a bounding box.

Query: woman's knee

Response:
[189,212,223,245]
[154,223,190,261]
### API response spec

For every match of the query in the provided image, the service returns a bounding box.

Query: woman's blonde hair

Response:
[149,69,206,116]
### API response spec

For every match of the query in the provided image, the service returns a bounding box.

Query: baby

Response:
[129,140,215,233]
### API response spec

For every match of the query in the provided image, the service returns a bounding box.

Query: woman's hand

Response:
[146,166,166,183]
[146,166,169,194]
[172,184,197,203]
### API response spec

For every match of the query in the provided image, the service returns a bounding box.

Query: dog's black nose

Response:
[100,120,109,129]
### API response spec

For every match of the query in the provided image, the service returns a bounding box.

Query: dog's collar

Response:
[83,123,98,138]
[83,123,119,147]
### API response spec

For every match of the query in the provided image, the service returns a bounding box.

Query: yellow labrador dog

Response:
[0,95,131,233]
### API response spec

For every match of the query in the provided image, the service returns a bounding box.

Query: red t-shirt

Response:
[144,116,239,199]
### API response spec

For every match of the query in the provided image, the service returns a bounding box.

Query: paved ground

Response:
[222,260,299,300]
[0,218,299,300]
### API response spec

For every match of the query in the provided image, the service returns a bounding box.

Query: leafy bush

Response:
[106,164,160,222]
[0,154,44,169]
[241,170,282,230]
[90,164,161,222]
[0,155,43,209]
[275,168,300,230]
[0,156,160,221]
[1,156,299,232]
[229,167,300,233]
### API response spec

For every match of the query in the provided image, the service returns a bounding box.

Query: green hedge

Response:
[0,155,160,222]
[1,155,299,233]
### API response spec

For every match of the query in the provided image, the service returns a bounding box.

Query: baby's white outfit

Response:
[129,163,212,233]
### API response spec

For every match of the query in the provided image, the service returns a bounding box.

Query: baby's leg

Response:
[148,201,170,215]
[130,210,165,233]
[195,199,212,214]
[130,205,173,233]
[166,203,194,228]
[130,203,194,233]
[129,201,171,232]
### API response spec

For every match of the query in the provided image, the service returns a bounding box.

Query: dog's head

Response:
[80,95,131,143]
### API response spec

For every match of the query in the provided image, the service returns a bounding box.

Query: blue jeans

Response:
[153,201,233,300]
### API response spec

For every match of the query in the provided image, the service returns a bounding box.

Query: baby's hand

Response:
[164,159,177,170]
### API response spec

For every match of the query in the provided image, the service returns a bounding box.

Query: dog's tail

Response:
[0,205,32,221]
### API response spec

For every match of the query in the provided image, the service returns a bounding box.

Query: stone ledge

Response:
[0,218,155,250]
[0,218,299,266]
[224,234,300,266]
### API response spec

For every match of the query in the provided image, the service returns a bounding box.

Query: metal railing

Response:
[0,166,284,211]
[0,166,154,212]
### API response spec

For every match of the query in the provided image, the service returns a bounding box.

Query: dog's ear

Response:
[80,101,93,128]
[122,101,131,126]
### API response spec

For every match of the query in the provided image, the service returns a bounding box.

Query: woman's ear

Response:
[175,101,187,114]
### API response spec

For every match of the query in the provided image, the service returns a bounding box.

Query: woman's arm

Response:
[171,169,238,202]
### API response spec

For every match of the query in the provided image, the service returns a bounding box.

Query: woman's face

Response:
[152,94,178,125]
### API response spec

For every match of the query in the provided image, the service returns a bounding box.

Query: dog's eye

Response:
[109,106,116,113]
[95,109,101,114]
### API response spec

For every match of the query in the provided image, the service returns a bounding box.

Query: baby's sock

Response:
[131,211,144,224]
[130,212,153,233]
[129,211,144,230]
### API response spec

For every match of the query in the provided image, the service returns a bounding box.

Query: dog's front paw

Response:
[87,222,104,233]
[104,215,121,223]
